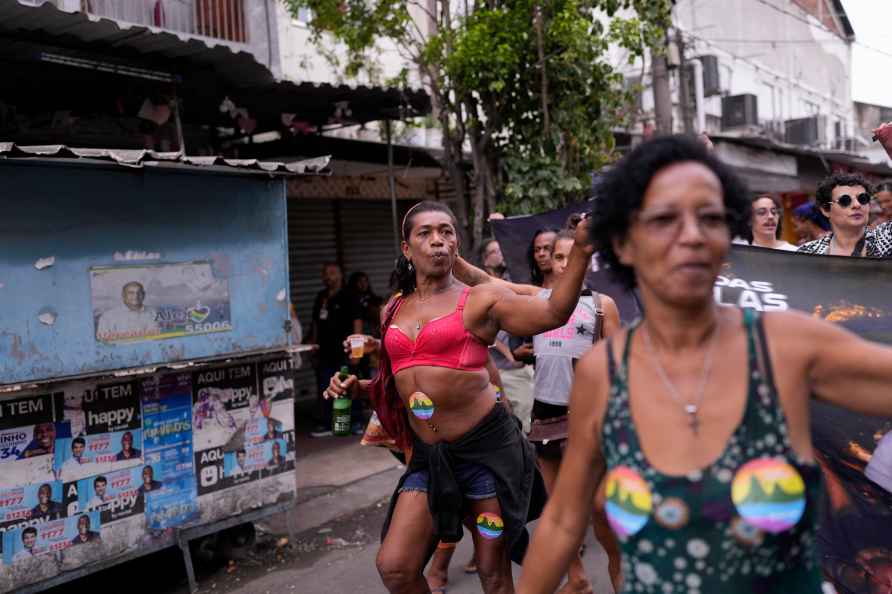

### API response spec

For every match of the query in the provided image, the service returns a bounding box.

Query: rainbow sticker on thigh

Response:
[731,457,806,534]
[604,466,652,539]
[476,513,504,539]
[409,392,435,420]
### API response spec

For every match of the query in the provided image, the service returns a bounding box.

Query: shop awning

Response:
[0,142,331,176]
[0,0,431,130]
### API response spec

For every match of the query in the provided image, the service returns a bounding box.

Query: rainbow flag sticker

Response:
[476,512,504,539]
[604,466,652,538]
[731,458,806,534]
[408,393,435,420]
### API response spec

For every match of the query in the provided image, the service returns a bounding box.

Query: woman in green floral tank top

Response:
[518,135,892,594]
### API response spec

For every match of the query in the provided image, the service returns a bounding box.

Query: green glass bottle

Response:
[332,366,352,437]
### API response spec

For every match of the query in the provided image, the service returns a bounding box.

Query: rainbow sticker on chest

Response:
[731,458,806,534]
[408,392,435,420]
[476,513,504,539]
[604,466,652,539]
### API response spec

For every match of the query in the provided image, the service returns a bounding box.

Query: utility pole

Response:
[652,36,673,134]
[677,32,694,134]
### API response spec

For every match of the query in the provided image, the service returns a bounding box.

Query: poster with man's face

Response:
[90,261,231,344]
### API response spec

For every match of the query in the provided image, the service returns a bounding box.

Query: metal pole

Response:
[385,119,400,258]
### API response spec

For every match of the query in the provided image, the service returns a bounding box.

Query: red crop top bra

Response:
[384,287,490,375]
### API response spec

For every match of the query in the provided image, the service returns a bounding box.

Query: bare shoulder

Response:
[761,308,848,343]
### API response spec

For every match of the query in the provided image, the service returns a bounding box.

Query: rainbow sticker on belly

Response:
[731,458,806,534]
[408,392,435,420]
[476,513,504,539]
[604,466,652,539]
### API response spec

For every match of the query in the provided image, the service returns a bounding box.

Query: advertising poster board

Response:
[90,261,232,345]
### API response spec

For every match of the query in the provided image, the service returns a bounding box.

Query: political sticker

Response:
[476,513,504,539]
[2,512,100,565]
[54,429,144,483]
[731,458,806,534]
[75,466,144,524]
[0,482,65,529]
[604,466,652,539]
[408,393,435,420]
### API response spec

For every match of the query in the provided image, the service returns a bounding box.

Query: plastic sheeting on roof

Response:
[0,143,331,176]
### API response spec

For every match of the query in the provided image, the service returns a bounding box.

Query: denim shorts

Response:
[399,462,497,500]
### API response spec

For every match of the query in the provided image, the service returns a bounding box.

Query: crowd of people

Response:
[304,123,892,594]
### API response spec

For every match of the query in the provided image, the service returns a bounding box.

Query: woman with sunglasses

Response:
[744,194,797,251]
[517,135,892,594]
[798,173,890,257]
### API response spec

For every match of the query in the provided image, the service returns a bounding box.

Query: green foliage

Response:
[284,0,671,227]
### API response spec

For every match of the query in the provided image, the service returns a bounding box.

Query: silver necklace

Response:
[641,317,722,435]
[413,280,454,331]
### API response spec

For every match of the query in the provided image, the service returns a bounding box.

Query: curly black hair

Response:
[815,173,874,210]
[590,134,750,290]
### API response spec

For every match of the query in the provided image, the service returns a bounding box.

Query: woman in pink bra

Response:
[325,201,593,594]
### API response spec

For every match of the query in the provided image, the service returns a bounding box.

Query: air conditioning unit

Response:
[721,94,759,129]
[785,115,827,146]
[698,55,721,97]
[833,137,859,152]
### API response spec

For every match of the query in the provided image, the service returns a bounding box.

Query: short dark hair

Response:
[747,194,784,241]
[94,476,107,486]
[876,180,892,194]
[591,135,750,290]
[72,437,86,448]
[815,173,874,210]
[478,238,498,262]
[22,527,37,539]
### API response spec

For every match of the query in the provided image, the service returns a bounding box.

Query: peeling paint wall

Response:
[0,163,292,385]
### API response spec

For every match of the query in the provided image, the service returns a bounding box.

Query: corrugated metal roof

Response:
[0,0,431,125]
[0,142,331,176]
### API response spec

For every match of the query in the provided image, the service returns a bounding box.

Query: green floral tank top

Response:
[602,309,824,593]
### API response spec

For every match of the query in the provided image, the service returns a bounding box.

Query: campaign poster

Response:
[0,482,65,532]
[0,394,62,488]
[90,260,232,344]
[73,466,143,524]
[191,363,258,450]
[142,444,199,530]
[54,428,144,483]
[142,373,193,452]
[262,433,296,479]
[2,512,100,565]
[224,438,291,479]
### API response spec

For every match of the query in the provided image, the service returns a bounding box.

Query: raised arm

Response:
[454,256,540,296]
[517,343,610,594]
[771,310,892,418]
[479,220,593,337]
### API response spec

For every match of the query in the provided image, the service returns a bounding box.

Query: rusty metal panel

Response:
[0,160,293,386]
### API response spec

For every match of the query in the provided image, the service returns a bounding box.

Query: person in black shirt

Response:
[30,483,64,521]
[309,263,356,437]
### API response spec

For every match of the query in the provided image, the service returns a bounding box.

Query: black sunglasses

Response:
[831,193,871,208]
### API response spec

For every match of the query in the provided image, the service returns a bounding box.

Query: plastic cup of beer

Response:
[349,336,365,360]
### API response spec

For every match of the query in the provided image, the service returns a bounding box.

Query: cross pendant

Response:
[685,404,699,435]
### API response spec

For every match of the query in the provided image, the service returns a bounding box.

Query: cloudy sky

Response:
[841,0,892,107]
